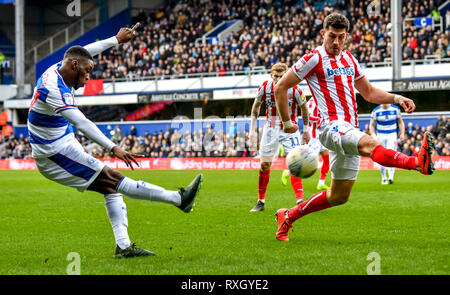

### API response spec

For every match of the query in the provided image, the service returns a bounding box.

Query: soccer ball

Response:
[286,145,318,178]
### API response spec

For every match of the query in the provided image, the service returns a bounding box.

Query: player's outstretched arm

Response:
[355,76,415,113]
[83,23,141,57]
[274,69,301,133]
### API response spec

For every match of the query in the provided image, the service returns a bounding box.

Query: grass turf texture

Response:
[0,169,448,275]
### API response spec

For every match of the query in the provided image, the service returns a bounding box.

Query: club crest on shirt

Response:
[87,157,98,166]
[63,93,75,105]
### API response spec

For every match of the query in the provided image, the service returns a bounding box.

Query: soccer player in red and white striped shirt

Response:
[273,13,435,241]
[249,63,310,212]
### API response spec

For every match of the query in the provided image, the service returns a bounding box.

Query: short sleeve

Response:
[294,86,307,106]
[255,80,268,103]
[291,51,320,81]
[46,78,77,114]
[348,51,365,81]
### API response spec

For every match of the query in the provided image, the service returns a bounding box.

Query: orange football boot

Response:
[275,209,293,241]
[417,132,435,175]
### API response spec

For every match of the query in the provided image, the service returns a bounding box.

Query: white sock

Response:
[388,168,395,180]
[117,177,181,206]
[318,179,325,187]
[104,194,131,250]
[380,166,387,181]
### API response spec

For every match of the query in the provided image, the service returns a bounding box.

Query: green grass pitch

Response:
[0,169,448,275]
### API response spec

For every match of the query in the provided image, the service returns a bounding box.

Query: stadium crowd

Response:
[91,0,450,80]
[1,116,449,160]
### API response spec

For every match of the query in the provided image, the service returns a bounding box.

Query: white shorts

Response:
[307,137,327,154]
[34,142,105,192]
[259,124,302,162]
[377,133,398,151]
[318,121,366,180]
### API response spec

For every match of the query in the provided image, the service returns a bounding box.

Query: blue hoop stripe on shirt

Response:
[28,110,69,128]
[48,153,96,181]
[375,119,397,126]
[29,125,74,145]
[375,110,398,117]
[376,129,397,134]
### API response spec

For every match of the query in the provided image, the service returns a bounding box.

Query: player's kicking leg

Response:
[90,168,203,257]
[369,132,435,175]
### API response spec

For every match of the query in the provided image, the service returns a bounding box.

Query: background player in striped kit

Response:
[27,23,203,257]
[369,104,406,184]
[281,97,331,190]
[273,12,435,242]
[249,63,310,212]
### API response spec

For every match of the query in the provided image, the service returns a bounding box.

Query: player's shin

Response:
[105,194,131,250]
[371,145,417,170]
[287,190,331,222]
[117,177,181,206]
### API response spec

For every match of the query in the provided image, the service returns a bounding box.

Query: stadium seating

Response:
[90,0,450,80]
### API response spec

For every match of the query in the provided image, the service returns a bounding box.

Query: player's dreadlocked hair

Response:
[271,63,288,73]
[64,45,93,61]
[323,12,350,32]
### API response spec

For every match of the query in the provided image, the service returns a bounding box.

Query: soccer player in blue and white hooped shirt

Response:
[369,104,405,185]
[27,23,202,258]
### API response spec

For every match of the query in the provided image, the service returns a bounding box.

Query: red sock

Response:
[320,154,330,180]
[290,174,303,202]
[258,169,270,200]
[371,145,417,170]
[288,191,330,222]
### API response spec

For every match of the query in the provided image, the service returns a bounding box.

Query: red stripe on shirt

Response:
[315,53,338,121]
[340,52,359,127]
[270,81,276,128]
[306,80,321,137]
[28,90,40,114]
[261,80,268,121]
[55,105,78,111]
[347,51,364,81]
[329,57,351,124]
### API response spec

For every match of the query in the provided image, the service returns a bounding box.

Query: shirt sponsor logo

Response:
[326,67,355,77]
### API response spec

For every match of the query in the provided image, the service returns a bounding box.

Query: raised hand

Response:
[115,23,141,44]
